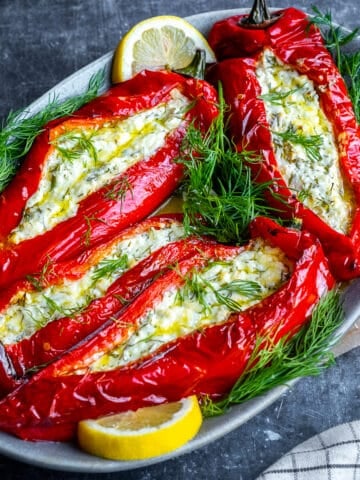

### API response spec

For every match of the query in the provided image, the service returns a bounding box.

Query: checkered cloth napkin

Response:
[256,420,360,479]
[257,323,360,480]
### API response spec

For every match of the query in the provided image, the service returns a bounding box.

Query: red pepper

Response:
[207,7,360,280]
[0,70,218,289]
[0,215,213,394]
[0,217,334,441]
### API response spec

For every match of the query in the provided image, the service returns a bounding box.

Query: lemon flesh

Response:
[77,396,202,460]
[112,15,216,82]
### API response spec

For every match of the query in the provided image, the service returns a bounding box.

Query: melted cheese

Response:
[10,89,190,244]
[91,238,293,372]
[256,49,354,234]
[0,221,185,344]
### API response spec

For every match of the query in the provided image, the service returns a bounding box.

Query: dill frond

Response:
[310,7,360,121]
[178,86,278,244]
[92,255,129,281]
[272,128,323,164]
[201,289,344,417]
[51,130,98,164]
[0,69,105,192]
[259,87,302,105]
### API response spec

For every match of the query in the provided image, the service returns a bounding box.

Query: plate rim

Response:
[1,6,359,473]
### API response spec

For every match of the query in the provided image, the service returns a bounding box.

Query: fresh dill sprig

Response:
[219,280,262,299]
[273,128,323,164]
[177,272,211,313]
[104,176,133,203]
[259,87,302,105]
[82,214,107,247]
[201,289,344,417]
[25,255,55,290]
[42,294,89,318]
[310,7,360,122]
[0,68,105,192]
[212,279,262,312]
[92,255,129,281]
[342,51,360,122]
[51,130,98,164]
[178,268,263,314]
[341,51,360,122]
[179,85,277,244]
[310,7,359,69]
[297,188,312,203]
[25,275,43,292]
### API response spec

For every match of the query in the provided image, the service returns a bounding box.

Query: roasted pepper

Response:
[207,5,360,280]
[0,215,215,394]
[0,217,334,441]
[0,70,218,289]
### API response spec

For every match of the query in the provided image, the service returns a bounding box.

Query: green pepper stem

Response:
[247,0,271,24]
[241,0,281,28]
[174,50,206,80]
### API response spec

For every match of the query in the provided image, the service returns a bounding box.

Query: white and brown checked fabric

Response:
[256,420,360,479]
[257,325,360,480]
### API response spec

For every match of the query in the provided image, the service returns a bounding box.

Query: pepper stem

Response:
[174,50,206,80]
[247,0,271,24]
[241,0,281,28]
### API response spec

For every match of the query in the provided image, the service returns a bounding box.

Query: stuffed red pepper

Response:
[0,70,218,288]
[0,215,216,393]
[0,217,334,441]
[208,5,360,280]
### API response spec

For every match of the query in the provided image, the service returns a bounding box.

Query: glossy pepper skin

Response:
[207,7,360,280]
[0,70,218,289]
[0,214,211,394]
[0,217,334,442]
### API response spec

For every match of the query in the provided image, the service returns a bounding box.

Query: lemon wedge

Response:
[112,15,216,82]
[77,396,203,460]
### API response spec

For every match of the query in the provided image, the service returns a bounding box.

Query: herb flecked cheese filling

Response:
[9,89,190,244]
[256,48,354,234]
[90,238,293,372]
[0,221,185,344]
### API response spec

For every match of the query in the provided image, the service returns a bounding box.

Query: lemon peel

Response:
[112,15,216,83]
[77,395,202,460]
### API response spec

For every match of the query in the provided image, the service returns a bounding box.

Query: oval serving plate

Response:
[1,8,360,473]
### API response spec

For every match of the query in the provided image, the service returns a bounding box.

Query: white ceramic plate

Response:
[0,8,359,473]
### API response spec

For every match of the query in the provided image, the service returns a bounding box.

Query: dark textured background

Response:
[1,1,360,479]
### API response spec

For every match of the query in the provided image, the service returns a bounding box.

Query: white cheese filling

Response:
[0,221,185,345]
[91,238,293,372]
[10,89,190,244]
[256,48,353,234]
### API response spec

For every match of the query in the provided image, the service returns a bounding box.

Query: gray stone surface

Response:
[0,1,360,479]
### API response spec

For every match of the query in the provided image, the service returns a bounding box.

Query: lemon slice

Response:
[77,396,203,460]
[112,15,216,82]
